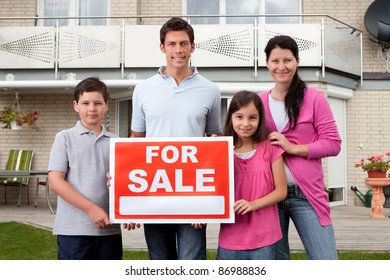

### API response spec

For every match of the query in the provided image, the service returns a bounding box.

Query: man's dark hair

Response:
[160,17,195,44]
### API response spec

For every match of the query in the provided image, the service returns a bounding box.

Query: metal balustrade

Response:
[0,15,362,80]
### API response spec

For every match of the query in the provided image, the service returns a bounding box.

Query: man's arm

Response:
[130,131,145,137]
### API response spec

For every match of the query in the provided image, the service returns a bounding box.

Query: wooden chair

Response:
[0,149,34,206]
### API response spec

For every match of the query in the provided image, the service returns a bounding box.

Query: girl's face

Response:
[266,47,299,85]
[232,102,259,141]
[73,91,108,131]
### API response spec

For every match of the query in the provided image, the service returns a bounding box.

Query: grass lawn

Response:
[1,221,389,260]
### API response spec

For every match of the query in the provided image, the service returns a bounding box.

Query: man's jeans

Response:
[275,184,338,260]
[144,224,206,260]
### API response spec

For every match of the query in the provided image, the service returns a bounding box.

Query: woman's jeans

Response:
[144,224,206,260]
[275,184,338,260]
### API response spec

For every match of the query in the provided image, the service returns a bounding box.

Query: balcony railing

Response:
[0,15,362,80]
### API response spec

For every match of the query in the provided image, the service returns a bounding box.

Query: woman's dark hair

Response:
[224,90,267,148]
[264,35,307,130]
[160,17,195,45]
[74,77,109,103]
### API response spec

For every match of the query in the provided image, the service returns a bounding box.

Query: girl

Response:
[217,90,287,260]
[259,35,341,260]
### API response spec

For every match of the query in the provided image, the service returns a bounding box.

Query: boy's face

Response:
[73,91,108,130]
[160,30,195,71]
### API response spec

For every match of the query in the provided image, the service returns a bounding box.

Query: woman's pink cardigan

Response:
[259,88,341,226]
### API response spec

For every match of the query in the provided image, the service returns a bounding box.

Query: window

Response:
[117,99,132,138]
[184,0,301,24]
[37,0,108,26]
[265,0,300,24]
[327,97,347,206]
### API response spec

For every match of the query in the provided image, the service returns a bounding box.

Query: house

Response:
[0,0,389,208]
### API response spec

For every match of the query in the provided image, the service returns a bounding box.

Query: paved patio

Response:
[1,204,390,251]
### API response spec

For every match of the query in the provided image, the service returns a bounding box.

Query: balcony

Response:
[0,15,362,92]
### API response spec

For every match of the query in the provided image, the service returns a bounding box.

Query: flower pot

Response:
[367,170,387,178]
[10,120,22,130]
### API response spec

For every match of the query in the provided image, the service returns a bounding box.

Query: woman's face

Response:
[266,47,299,85]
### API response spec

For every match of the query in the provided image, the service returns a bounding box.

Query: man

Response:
[131,17,223,260]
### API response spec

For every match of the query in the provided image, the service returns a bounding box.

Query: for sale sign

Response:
[109,137,234,223]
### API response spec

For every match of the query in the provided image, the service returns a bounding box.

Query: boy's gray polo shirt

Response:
[48,121,121,236]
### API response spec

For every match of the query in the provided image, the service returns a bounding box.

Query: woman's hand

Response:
[268,132,308,156]
[268,131,292,153]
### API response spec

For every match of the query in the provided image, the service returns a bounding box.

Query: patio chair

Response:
[0,149,34,206]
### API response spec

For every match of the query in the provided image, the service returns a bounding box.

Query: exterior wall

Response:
[138,0,182,25]
[110,0,139,25]
[0,0,36,26]
[0,92,116,206]
[346,89,390,205]
[303,0,387,73]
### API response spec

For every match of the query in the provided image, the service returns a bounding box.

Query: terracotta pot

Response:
[367,170,387,178]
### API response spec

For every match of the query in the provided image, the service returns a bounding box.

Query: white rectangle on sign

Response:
[120,196,225,215]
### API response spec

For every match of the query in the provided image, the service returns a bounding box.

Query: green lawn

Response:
[1,222,389,260]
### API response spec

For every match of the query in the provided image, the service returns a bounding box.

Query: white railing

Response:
[0,15,362,79]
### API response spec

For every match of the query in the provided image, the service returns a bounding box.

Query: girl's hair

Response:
[264,35,307,130]
[74,77,109,103]
[160,17,194,45]
[224,90,268,147]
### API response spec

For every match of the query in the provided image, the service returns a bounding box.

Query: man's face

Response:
[160,30,195,71]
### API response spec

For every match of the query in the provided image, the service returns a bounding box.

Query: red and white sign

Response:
[109,137,234,223]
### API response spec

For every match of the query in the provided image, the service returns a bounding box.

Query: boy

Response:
[48,77,122,260]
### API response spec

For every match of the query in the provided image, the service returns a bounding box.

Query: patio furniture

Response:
[0,149,34,206]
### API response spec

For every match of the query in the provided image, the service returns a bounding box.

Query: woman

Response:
[258,35,341,260]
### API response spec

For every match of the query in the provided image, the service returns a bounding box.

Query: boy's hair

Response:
[74,77,109,103]
[160,17,195,45]
[224,90,268,147]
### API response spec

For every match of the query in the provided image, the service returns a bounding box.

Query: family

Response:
[47,17,341,260]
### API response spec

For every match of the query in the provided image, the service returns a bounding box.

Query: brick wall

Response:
[0,92,116,206]
[139,0,182,25]
[0,0,36,26]
[346,89,390,205]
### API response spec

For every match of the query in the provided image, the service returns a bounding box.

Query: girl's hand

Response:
[192,223,207,229]
[234,199,257,215]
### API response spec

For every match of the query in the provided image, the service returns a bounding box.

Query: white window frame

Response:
[183,0,302,25]
[36,0,110,26]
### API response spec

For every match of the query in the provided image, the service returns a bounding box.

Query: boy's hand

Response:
[106,172,112,188]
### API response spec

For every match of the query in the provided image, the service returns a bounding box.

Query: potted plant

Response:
[0,106,40,131]
[354,152,390,178]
